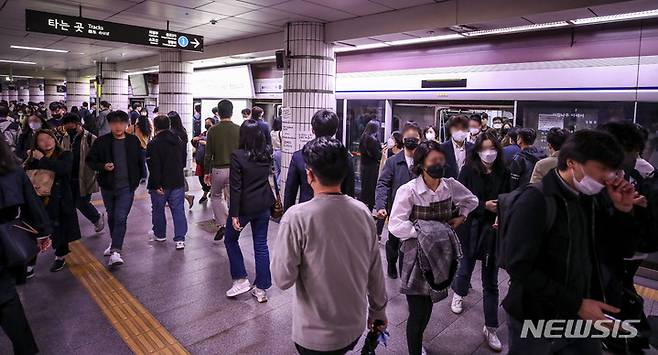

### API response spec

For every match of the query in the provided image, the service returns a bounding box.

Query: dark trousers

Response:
[0,285,38,355]
[101,187,134,252]
[507,313,602,355]
[295,338,359,355]
[451,254,499,327]
[406,295,433,355]
[385,232,400,275]
[71,180,101,225]
[198,175,210,193]
[224,209,272,290]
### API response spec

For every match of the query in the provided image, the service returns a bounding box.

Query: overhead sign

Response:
[25,9,204,52]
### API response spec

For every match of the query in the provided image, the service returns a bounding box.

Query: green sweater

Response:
[204,120,240,172]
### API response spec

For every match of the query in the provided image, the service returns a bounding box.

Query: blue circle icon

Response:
[178,36,189,47]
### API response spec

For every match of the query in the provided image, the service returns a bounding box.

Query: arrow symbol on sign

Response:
[191,38,200,48]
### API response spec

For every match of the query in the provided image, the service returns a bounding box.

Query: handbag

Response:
[0,219,40,267]
[269,174,284,219]
[26,169,55,197]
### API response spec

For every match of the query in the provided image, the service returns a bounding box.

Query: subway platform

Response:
[2,177,658,355]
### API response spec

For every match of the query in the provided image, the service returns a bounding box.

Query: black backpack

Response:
[496,181,557,270]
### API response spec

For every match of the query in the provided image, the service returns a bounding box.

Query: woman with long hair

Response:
[358,119,382,210]
[450,132,509,352]
[271,116,283,185]
[24,129,79,273]
[223,119,275,303]
[167,111,195,208]
[0,138,52,354]
[16,115,50,160]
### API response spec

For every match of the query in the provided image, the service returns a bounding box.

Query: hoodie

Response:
[510,146,547,190]
[146,130,185,190]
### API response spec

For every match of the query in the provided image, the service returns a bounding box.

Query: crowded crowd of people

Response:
[0,97,656,355]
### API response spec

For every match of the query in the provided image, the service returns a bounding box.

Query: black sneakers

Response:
[50,259,66,273]
[214,226,226,241]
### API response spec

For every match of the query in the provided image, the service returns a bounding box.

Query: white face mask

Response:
[635,158,655,178]
[386,137,396,149]
[451,130,467,143]
[469,127,480,135]
[572,165,606,196]
[29,122,41,131]
[492,123,503,129]
[478,149,498,164]
[425,132,436,141]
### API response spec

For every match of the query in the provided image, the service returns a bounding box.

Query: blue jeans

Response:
[224,209,272,290]
[273,149,282,186]
[451,253,499,328]
[150,187,187,242]
[101,187,134,251]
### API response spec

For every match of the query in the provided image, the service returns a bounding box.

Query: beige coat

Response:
[530,151,559,184]
[58,128,99,196]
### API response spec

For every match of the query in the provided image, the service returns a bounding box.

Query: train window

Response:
[345,100,385,198]
[336,99,344,145]
[636,102,658,169]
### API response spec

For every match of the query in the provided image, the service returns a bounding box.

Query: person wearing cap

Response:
[60,112,105,234]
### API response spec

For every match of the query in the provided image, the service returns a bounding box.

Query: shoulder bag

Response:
[0,220,40,267]
[269,174,283,219]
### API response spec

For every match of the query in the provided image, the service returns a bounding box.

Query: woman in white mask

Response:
[16,115,49,160]
[423,126,438,142]
[450,131,509,352]
[379,131,403,172]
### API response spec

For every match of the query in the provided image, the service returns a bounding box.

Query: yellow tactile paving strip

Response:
[635,284,658,302]
[67,240,190,355]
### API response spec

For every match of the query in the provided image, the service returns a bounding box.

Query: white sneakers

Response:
[252,288,268,303]
[450,294,463,314]
[175,241,185,250]
[94,213,105,233]
[226,279,252,297]
[103,244,112,256]
[483,326,502,352]
[108,252,124,267]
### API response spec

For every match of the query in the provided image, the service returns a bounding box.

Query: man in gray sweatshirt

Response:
[272,137,388,354]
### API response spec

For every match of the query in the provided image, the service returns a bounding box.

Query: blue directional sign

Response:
[177,36,189,48]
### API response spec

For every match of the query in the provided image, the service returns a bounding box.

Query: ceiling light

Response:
[125,69,159,75]
[334,42,390,53]
[10,45,69,53]
[0,59,37,65]
[1,75,33,79]
[461,21,569,37]
[386,34,463,46]
[570,9,658,25]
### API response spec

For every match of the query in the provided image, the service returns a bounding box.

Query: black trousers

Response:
[385,232,400,275]
[198,175,210,193]
[406,295,433,355]
[295,338,359,355]
[0,284,38,355]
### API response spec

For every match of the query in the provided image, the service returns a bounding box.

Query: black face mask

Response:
[425,163,445,179]
[403,138,419,150]
[66,128,78,137]
[51,113,62,119]
[205,125,212,130]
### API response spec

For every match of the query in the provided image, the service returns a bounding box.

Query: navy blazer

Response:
[440,140,474,179]
[283,148,355,211]
[375,151,414,212]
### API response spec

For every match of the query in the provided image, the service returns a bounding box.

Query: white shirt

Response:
[404,153,414,168]
[388,176,479,241]
[452,139,466,173]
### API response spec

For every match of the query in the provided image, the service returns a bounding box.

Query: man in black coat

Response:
[375,121,422,279]
[283,110,355,211]
[146,115,188,250]
[440,115,474,179]
[503,130,639,354]
[86,110,144,267]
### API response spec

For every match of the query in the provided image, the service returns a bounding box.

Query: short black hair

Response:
[217,99,233,118]
[517,128,537,145]
[211,107,218,114]
[272,116,282,131]
[90,102,96,107]
[49,101,64,111]
[241,108,252,116]
[411,140,446,176]
[99,100,110,108]
[0,104,8,117]
[62,112,81,125]
[598,121,644,153]
[82,102,88,107]
[447,115,469,131]
[557,129,624,170]
[402,121,422,137]
[507,127,520,141]
[132,102,141,110]
[469,114,482,124]
[302,137,349,186]
[546,128,570,151]
[107,110,129,123]
[311,109,339,138]
[194,104,201,113]
[251,106,263,120]
[153,115,170,131]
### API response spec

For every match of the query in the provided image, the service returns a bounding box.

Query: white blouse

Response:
[388,176,479,241]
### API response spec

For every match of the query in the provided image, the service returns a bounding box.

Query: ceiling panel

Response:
[368,0,436,10]
[272,0,353,22]
[236,0,291,6]
[466,17,532,30]
[338,37,384,46]
[589,0,658,16]
[402,27,458,37]
[369,33,418,42]
[235,7,297,22]
[151,0,215,8]
[305,0,393,16]
[115,1,220,27]
[195,0,260,16]
[523,8,594,24]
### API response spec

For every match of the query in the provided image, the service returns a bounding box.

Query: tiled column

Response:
[44,79,65,105]
[100,63,129,112]
[1,84,8,102]
[66,70,90,108]
[280,22,336,191]
[8,85,18,102]
[29,79,44,103]
[159,49,193,169]
[148,82,159,101]
[17,81,30,103]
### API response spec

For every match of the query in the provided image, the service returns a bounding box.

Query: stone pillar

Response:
[44,79,65,105]
[66,70,90,108]
[8,85,18,102]
[29,79,44,103]
[17,81,30,103]
[280,22,336,191]
[0,84,7,102]
[100,63,129,112]
[159,49,193,169]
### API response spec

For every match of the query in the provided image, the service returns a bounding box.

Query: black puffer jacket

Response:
[510,146,546,189]
[146,130,185,190]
